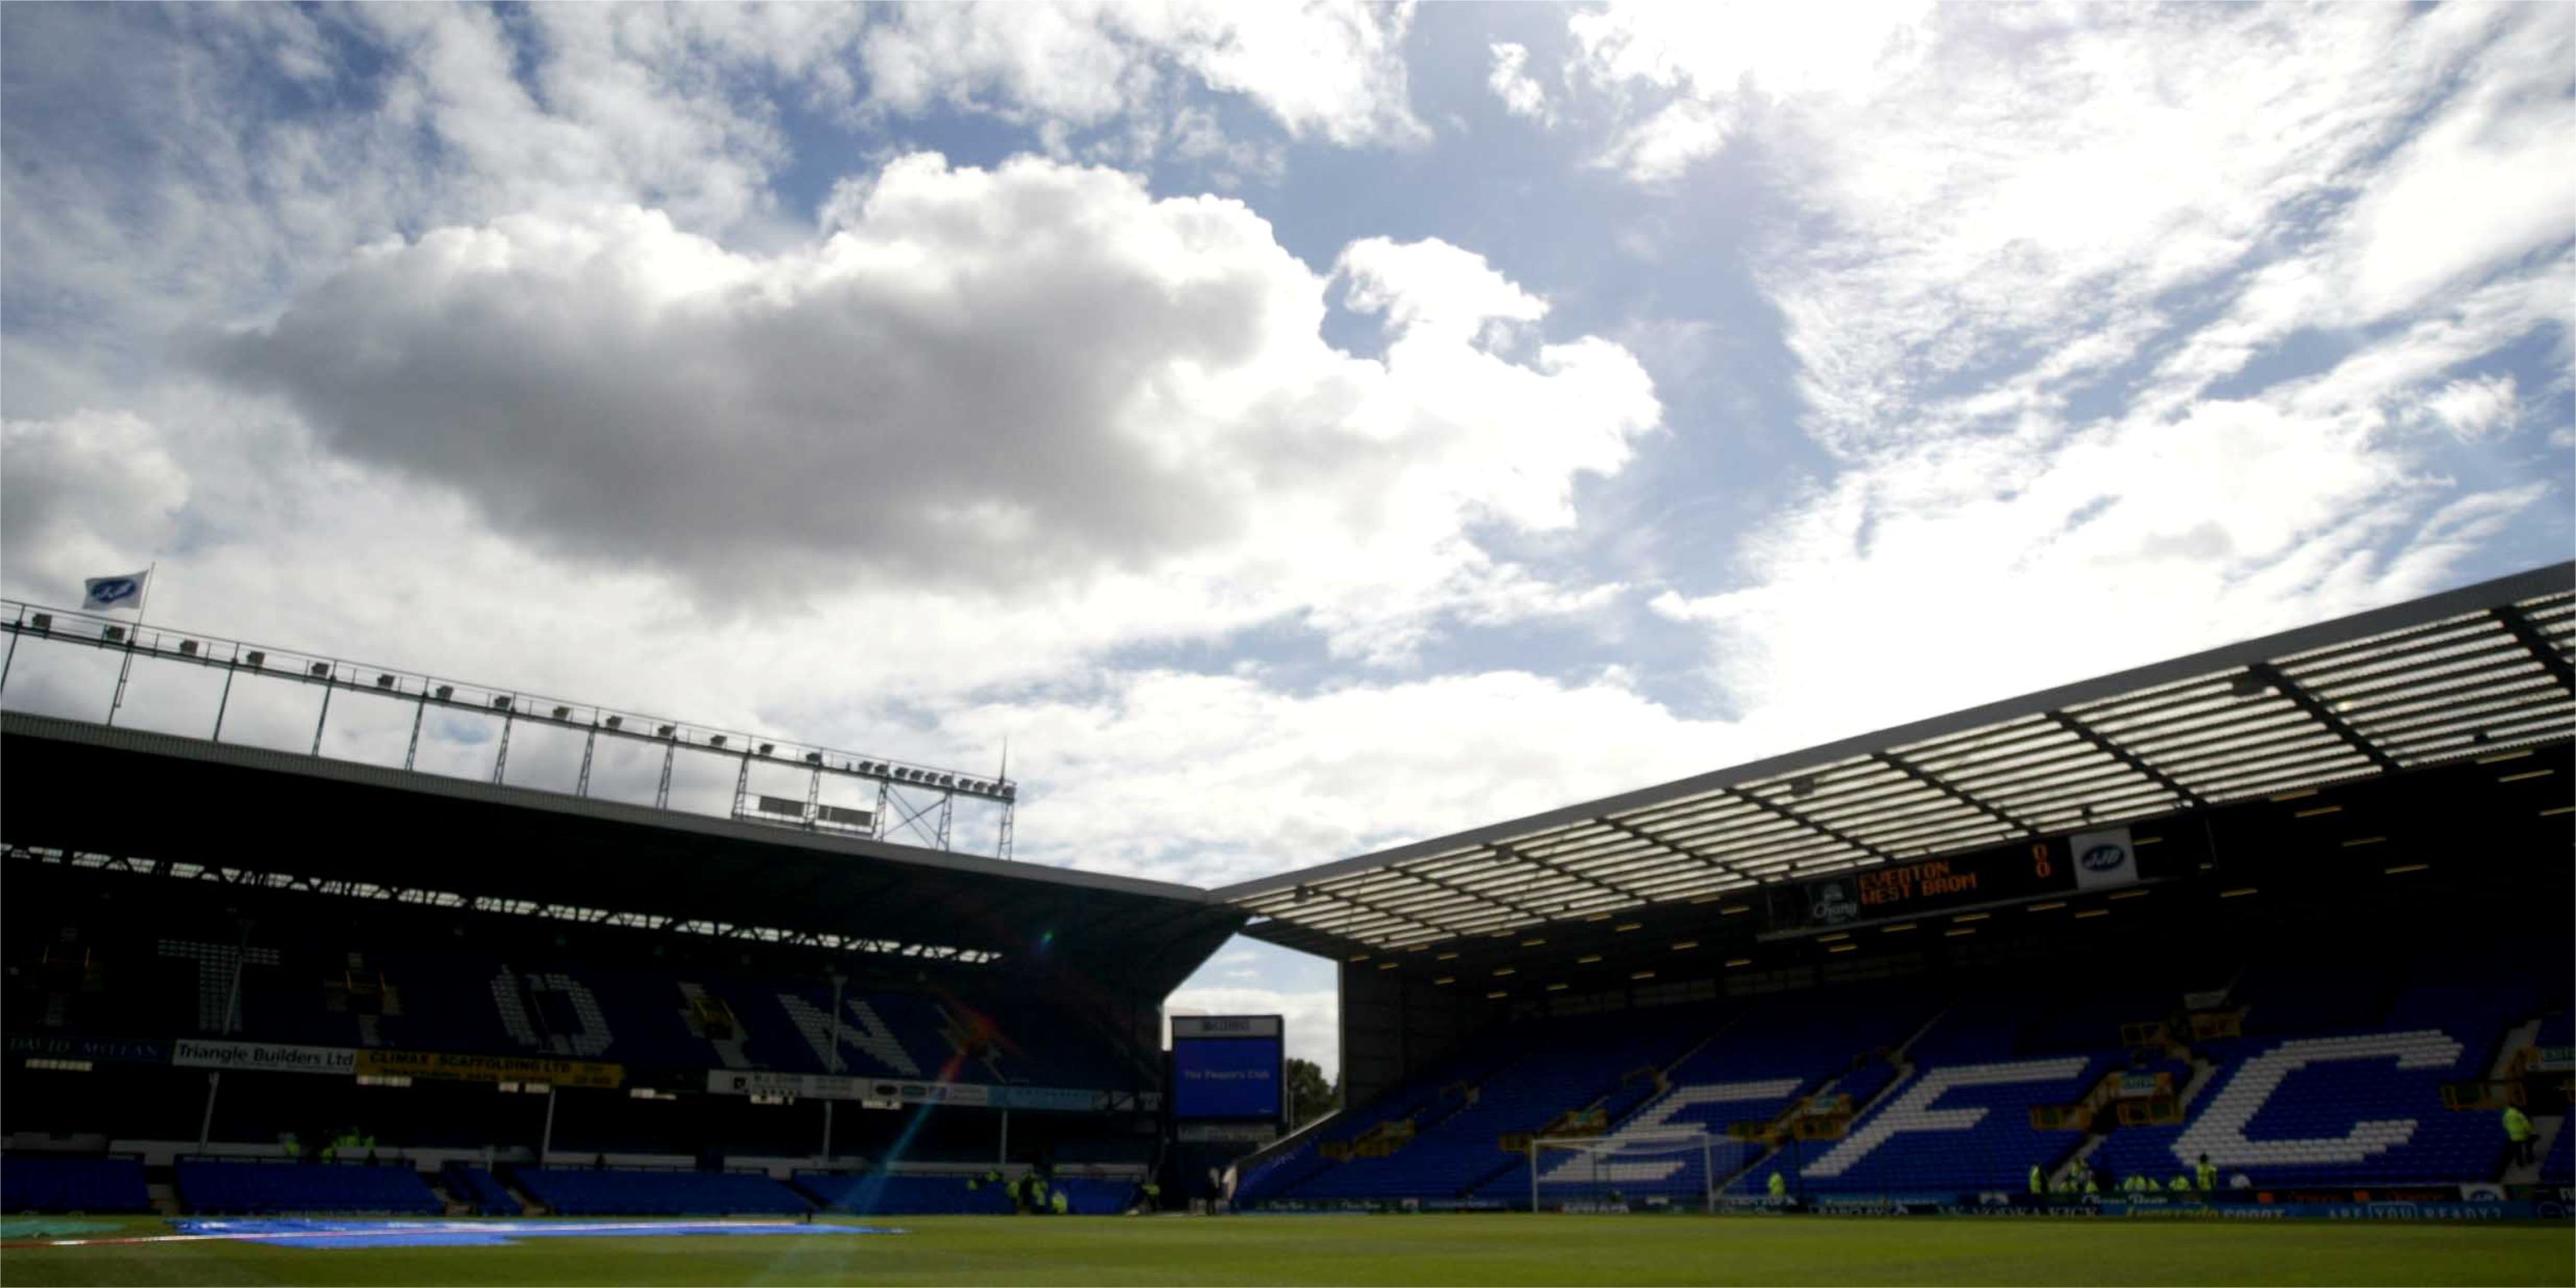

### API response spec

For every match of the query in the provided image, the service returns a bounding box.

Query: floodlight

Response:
[433,683,453,700]
[2229,673,2269,697]
[709,735,727,749]
[604,715,623,730]
[179,639,200,656]
[246,650,265,668]
[1789,775,1817,798]
[376,674,396,689]
[757,743,774,756]
[309,662,330,678]
[28,612,51,630]
[551,705,571,720]
[492,696,512,712]
[805,751,823,765]
[103,626,125,643]
[657,724,676,738]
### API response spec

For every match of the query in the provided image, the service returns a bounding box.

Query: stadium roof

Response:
[1,711,1239,993]
[1216,562,2576,957]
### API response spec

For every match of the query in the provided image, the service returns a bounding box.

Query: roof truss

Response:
[1229,568,2574,951]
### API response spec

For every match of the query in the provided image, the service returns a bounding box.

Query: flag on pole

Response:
[82,570,150,612]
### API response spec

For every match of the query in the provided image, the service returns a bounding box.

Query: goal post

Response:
[1528,1130,1716,1213]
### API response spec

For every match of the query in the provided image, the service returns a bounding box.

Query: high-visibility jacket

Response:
[2196,1160,2218,1189]
[2081,1176,2098,1194]
[2504,1106,2534,1142]
[1767,1172,1787,1198]
[2170,1176,2192,1192]
[2028,1166,2044,1194]
[1051,1192,1069,1215]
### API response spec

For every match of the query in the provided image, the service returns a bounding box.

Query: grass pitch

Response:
[4,1213,2569,1285]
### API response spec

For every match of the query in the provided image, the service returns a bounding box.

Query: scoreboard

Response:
[1170,1014,1284,1121]
[1765,824,2178,934]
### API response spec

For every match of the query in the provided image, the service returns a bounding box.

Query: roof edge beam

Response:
[1297,886,1459,941]
[1595,816,1748,882]
[2246,661,2402,774]
[1393,864,1552,923]
[2494,605,2575,692]
[1492,839,1649,901]
[1720,786,1896,864]
[2045,710,2206,811]
[1869,750,2038,838]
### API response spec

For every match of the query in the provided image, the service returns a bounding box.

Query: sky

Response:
[3,2,2570,1076]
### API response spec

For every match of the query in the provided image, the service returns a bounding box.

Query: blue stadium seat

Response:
[2097,996,2512,1188]
[793,1171,1013,1214]
[516,1167,813,1216]
[2539,1124,2573,1186]
[441,1162,521,1216]
[176,1160,440,1214]
[1,1155,150,1213]
[1294,1012,1709,1202]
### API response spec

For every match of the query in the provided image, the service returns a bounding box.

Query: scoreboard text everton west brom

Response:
[1762,823,2197,937]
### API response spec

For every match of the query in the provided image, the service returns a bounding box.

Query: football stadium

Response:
[0,564,2569,1285]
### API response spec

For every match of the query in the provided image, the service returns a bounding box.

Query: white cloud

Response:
[1629,4,2571,741]
[2416,374,2519,442]
[2336,28,2576,322]
[1649,398,2437,738]
[857,1,1425,150]
[1568,0,1929,181]
[356,3,789,234]
[1485,42,1550,124]
[0,413,192,592]
[208,155,1656,658]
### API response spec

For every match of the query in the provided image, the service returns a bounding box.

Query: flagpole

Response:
[104,562,156,727]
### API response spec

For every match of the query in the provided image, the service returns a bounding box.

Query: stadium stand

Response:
[2541,1123,2573,1187]
[175,1159,441,1214]
[1054,1176,1138,1214]
[1291,1011,1710,1201]
[797,1170,1011,1215]
[442,1162,522,1216]
[789,1170,1133,1215]
[3,566,2567,1218]
[1249,950,2561,1206]
[1496,989,1939,1204]
[514,1167,813,1216]
[15,936,1133,1091]
[0,1154,150,1213]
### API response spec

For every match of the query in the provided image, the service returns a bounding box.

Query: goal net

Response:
[1528,1130,1716,1213]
